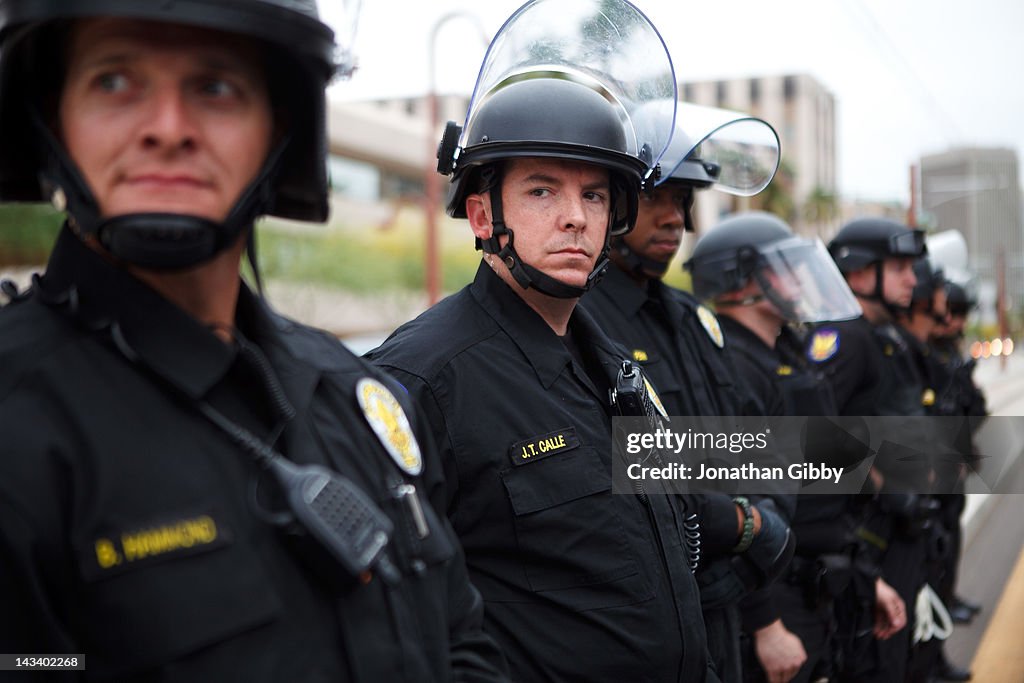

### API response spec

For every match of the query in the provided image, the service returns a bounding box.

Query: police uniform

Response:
[721,316,873,683]
[581,264,760,417]
[369,263,718,683]
[0,228,509,682]
[808,317,932,682]
[578,266,785,682]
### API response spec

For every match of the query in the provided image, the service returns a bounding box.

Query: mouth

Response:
[124,174,213,190]
[554,247,590,257]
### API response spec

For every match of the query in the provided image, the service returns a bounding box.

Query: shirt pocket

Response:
[75,521,282,678]
[500,446,653,609]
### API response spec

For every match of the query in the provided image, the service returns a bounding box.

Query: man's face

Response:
[882,257,917,307]
[469,157,611,290]
[622,184,688,273]
[59,19,273,223]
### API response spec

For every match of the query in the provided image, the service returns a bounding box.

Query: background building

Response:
[681,73,839,239]
[919,147,1023,318]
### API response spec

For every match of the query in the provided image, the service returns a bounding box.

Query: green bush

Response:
[0,204,63,265]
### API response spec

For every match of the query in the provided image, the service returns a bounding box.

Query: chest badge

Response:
[696,305,725,348]
[357,378,422,476]
[644,376,670,419]
[632,349,649,362]
[922,388,936,406]
[808,329,839,362]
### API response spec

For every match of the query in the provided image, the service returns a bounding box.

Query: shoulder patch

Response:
[357,377,422,476]
[696,305,725,348]
[808,328,840,362]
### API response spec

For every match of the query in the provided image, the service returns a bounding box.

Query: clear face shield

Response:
[754,237,862,323]
[324,0,363,79]
[659,102,781,195]
[458,0,677,183]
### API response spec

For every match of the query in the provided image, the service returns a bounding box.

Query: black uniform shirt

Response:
[369,263,718,683]
[0,227,508,682]
[580,265,757,416]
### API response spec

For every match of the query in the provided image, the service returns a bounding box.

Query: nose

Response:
[140,85,197,153]
[562,193,588,232]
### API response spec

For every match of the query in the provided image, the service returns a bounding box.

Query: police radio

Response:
[267,456,400,585]
[611,360,662,422]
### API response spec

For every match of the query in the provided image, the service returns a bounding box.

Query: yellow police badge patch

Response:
[644,377,670,420]
[808,329,839,362]
[922,388,936,406]
[697,305,724,348]
[632,349,649,362]
[357,378,422,476]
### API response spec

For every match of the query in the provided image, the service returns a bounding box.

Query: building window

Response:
[683,83,694,102]
[784,75,797,100]
[749,78,760,104]
[716,80,727,106]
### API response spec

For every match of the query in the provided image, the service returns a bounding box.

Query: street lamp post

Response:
[425,12,489,306]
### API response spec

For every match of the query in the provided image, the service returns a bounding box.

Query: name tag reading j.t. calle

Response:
[509,427,580,466]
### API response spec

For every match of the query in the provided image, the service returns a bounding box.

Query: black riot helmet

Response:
[611,101,780,278]
[828,217,927,273]
[828,217,926,311]
[910,257,945,310]
[0,0,358,270]
[685,211,859,323]
[945,281,977,317]
[436,0,677,299]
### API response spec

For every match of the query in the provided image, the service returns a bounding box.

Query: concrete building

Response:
[681,74,838,239]
[919,147,1023,314]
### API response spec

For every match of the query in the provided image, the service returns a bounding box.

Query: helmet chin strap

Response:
[855,261,910,319]
[612,241,670,278]
[33,111,289,271]
[476,166,611,299]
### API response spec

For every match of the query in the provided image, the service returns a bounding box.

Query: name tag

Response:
[82,511,231,581]
[509,427,580,466]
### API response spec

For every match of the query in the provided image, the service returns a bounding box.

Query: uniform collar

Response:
[590,263,650,318]
[470,262,621,391]
[38,225,318,407]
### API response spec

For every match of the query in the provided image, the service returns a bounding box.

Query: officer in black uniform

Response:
[369,3,719,680]
[686,211,903,683]
[808,217,932,682]
[0,2,509,681]
[897,262,974,682]
[579,111,796,682]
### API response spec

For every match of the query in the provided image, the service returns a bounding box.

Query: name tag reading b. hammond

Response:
[509,427,580,466]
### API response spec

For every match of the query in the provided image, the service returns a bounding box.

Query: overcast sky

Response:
[322,0,1023,204]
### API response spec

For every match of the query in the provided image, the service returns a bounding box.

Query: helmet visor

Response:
[461,0,677,177]
[660,103,780,196]
[890,229,927,257]
[757,237,861,322]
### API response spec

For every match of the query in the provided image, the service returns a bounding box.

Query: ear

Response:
[466,191,493,242]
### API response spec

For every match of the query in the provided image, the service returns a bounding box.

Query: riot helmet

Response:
[685,211,859,323]
[613,101,779,277]
[828,217,926,312]
[436,0,676,299]
[910,256,945,313]
[0,0,359,270]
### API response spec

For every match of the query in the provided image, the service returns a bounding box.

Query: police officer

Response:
[686,211,906,683]
[809,217,932,681]
[898,265,976,682]
[579,111,796,682]
[0,2,509,680]
[369,2,718,680]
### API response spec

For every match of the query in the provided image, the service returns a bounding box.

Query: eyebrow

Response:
[519,173,610,191]
[74,49,257,77]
